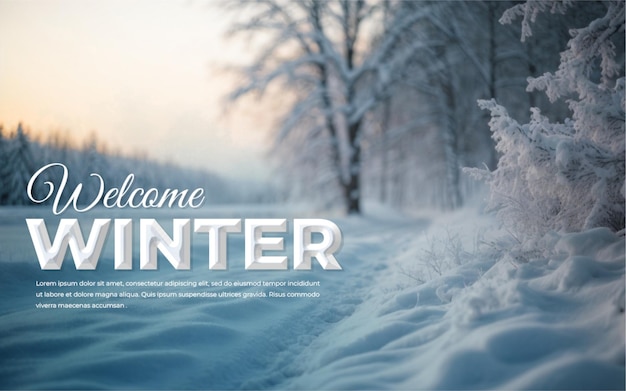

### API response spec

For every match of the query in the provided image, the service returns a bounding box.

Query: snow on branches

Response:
[468,1,625,242]
[225,0,434,214]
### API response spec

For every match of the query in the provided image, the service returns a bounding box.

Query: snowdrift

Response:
[0,206,623,390]
[281,210,625,390]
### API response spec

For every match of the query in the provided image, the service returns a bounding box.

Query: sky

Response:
[0,0,273,181]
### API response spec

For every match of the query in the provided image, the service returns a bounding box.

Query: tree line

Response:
[226,0,614,214]
[0,123,259,206]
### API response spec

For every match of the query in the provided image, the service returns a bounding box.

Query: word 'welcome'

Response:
[27,163,205,214]
[27,219,343,271]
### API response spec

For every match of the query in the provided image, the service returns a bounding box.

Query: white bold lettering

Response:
[114,219,133,270]
[26,218,111,270]
[294,219,342,270]
[140,219,191,270]
[245,219,287,270]
[194,219,241,270]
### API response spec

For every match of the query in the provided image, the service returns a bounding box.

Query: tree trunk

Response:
[379,98,391,203]
[442,82,462,210]
[344,120,362,214]
[485,1,499,170]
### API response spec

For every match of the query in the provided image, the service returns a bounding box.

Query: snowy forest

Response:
[2,0,623,234]
[0,1,624,389]
[228,0,624,227]
[0,123,269,205]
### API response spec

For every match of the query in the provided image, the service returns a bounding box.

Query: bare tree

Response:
[226,0,433,214]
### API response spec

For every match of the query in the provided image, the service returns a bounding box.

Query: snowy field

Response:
[0,204,623,390]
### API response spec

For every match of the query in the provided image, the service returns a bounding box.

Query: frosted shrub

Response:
[398,228,480,284]
[467,1,625,243]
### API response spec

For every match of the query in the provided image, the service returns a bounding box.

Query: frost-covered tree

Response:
[468,0,625,241]
[226,0,435,214]
[5,124,36,205]
[0,123,253,207]
[78,133,109,204]
[362,1,529,210]
[0,126,10,204]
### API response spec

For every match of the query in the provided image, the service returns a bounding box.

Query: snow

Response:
[0,204,623,389]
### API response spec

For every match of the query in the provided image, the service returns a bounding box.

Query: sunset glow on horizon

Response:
[0,0,274,180]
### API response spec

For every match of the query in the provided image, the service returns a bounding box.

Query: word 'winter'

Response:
[26,218,343,271]
[27,163,205,215]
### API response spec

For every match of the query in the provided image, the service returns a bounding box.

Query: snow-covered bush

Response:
[398,226,485,285]
[467,0,625,243]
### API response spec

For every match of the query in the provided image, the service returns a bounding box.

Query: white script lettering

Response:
[27,163,205,214]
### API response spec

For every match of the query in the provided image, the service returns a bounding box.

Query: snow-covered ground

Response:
[0,204,623,389]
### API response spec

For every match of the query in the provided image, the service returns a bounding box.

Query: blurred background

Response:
[0,0,603,212]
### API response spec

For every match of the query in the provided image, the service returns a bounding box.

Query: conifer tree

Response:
[6,124,36,205]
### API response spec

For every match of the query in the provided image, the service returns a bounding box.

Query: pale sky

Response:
[0,0,273,181]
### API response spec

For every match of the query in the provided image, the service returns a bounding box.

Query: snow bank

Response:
[281,211,625,390]
[0,206,623,390]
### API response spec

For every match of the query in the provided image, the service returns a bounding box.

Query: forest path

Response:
[0,205,430,390]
